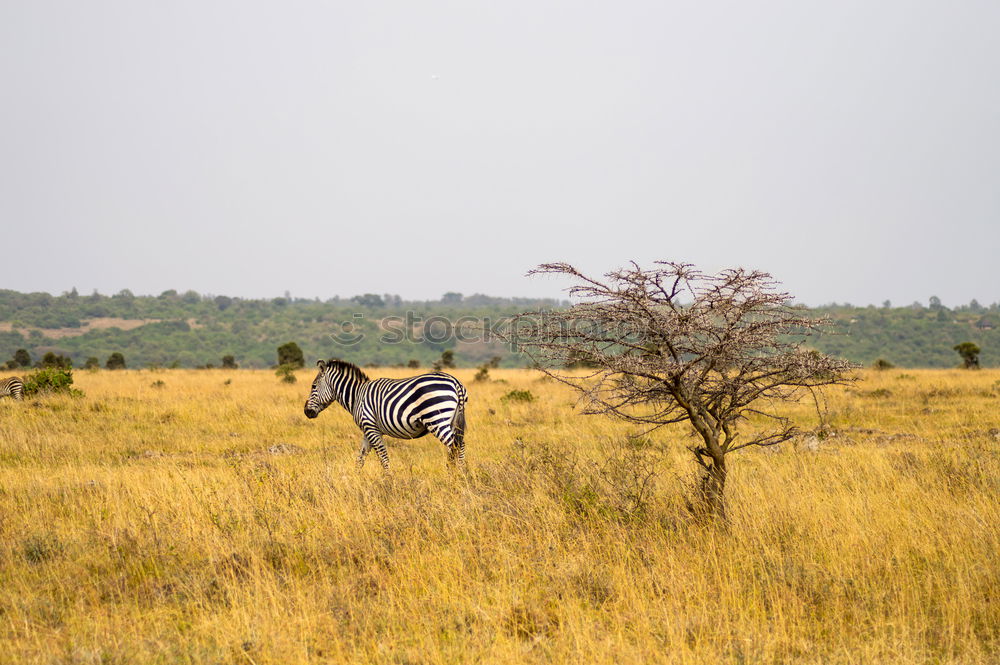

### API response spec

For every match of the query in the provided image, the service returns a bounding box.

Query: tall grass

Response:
[0,368,997,663]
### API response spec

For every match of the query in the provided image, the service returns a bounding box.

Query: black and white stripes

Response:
[0,377,24,400]
[304,359,468,470]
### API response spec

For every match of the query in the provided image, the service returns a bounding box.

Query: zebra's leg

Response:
[453,405,466,467]
[427,421,457,466]
[363,429,390,471]
[356,434,372,469]
[428,407,466,469]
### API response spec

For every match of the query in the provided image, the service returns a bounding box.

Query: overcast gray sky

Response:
[1,1,997,306]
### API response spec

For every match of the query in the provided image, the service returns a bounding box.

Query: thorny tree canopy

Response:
[507,262,856,453]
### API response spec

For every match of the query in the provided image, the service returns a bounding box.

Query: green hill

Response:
[810,302,999,368]
[0,289,996,369]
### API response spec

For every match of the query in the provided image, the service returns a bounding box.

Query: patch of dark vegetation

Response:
[22,367,82,398]
[501,389,535,403]
[275,365,297,383]
[22,533,64,564]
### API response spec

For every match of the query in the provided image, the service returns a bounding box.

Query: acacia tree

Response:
[953,342,980,369]
[507,262,856,518]
[277,342,305,369]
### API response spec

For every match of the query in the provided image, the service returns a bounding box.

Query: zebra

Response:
[304,359,468,470]
[0,377,24,400]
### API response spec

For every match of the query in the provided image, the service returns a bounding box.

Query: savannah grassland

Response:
[0,368,997,664]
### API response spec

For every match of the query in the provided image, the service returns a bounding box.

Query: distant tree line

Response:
[0,288,996,369]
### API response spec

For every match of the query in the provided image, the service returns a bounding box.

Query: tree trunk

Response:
[692,431,727,521]
[699,457,727,521]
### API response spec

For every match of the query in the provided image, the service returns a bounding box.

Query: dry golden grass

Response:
[0,367,997,664]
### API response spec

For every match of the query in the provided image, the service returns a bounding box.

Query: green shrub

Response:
[953,342,981,369]
[276,342,304,369]
[474,356,503,381]
[872,358,894,371]
[106,352,126,370]
[501,389,535,403]
[433,350,456,371]
[40,352,72,369]
[275,364,297,384]
[84,357,100,370]
[13,349,31,368]
[22,367,81,398]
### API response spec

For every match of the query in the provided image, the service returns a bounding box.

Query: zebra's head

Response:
[304,359,334,418]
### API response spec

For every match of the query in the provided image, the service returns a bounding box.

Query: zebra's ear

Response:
[317,359,326,369]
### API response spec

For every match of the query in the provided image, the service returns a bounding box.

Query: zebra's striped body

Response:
[0,377,24,400]
[304,359,468,470]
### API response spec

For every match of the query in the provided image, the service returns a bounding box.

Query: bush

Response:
[474,356,503,381]
[275,364,297,384]
[13,349,31,368]
[433,350,456,371]
[953,342,981,369]
[221,355,238,369]
[872,358,895,371]
[106,352,126,370]
[407,359,420,369]
[40,352,72,369]
[22,367,81,397]
[277,342,304,369]
[84,357,100,370]
[501,389,535,403]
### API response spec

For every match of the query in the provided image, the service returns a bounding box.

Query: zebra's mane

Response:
[324,359,370,383]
